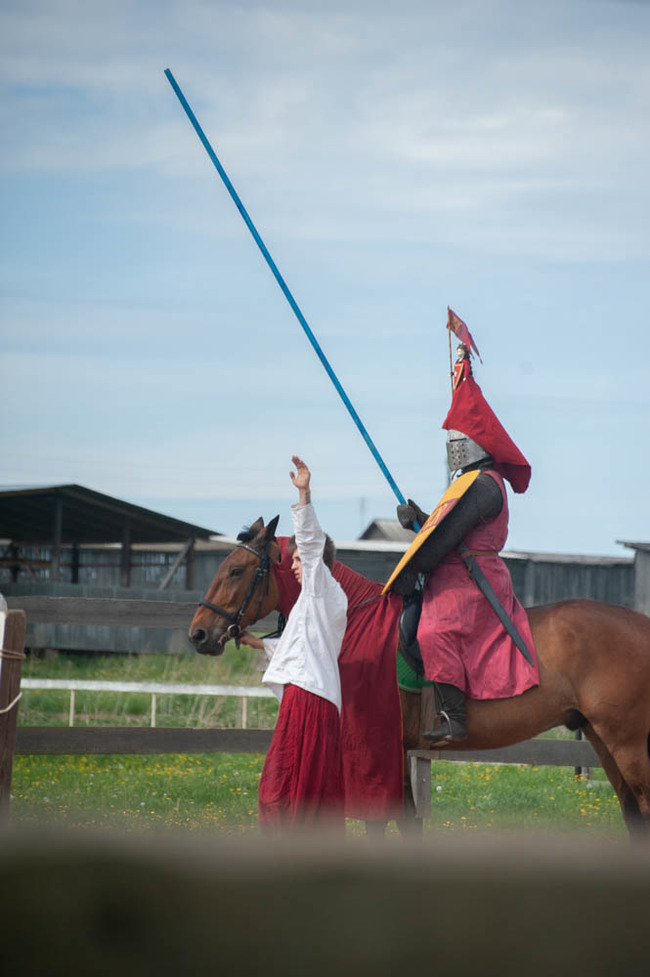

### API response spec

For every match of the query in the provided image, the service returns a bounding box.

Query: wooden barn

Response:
[0,484,219,590]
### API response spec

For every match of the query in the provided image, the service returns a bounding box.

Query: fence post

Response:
[409,753,432,819]
[574,728,591,780]
[69,689,76,727]
[0,609,26,818]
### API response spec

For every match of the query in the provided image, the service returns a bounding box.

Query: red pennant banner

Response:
[447,307,482,362]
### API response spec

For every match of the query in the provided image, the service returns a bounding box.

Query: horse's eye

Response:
[230,566,244,578]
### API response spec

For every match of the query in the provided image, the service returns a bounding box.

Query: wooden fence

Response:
[1,595,602,820]
[0,609,26,815]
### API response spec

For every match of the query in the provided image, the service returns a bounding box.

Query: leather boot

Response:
[424,682,467,744]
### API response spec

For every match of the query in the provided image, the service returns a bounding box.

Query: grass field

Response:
[11,647,625,837]
[11,753,624,837]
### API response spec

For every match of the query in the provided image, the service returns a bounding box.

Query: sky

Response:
[1,0,649,555]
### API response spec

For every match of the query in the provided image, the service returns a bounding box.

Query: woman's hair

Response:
[287,534,336,570]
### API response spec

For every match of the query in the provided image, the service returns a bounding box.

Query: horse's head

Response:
[189,515,281,656]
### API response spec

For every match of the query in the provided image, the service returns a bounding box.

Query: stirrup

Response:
[424,710,467,745]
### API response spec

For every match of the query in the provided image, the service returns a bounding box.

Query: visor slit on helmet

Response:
[446,430,491,472]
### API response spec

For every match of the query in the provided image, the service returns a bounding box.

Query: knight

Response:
[395,352,539,746]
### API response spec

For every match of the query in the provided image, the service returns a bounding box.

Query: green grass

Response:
[427,761,623,834]
[10,754,624,836]
[11,754,263,833]
[12,648,624,836]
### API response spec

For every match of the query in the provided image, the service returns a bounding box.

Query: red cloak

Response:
[443,376,531,493]
[273,539,404,822]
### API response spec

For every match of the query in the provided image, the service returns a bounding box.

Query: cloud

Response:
[1,0,649,555]
[2,0,649,264]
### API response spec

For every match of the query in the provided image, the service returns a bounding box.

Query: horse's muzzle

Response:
[189,627,227,656]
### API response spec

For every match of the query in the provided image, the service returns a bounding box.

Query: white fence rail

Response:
[21,679,274,729]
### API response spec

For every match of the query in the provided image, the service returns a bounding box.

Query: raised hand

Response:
[290,455,311,504]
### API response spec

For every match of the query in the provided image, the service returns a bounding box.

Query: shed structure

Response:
[0,485,218,590]
[618,542,650,617]
[359,519,415,543]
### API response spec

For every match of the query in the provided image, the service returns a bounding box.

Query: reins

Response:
[198,540,275,640]
[346,592,384,617]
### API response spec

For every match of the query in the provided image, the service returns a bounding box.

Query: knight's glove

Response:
[397,499,429,531]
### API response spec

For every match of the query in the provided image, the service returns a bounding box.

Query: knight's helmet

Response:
[446,429,491,474]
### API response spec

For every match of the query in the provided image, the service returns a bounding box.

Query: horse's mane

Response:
[236,526,258,544]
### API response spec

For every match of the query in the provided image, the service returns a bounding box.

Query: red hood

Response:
[442,375,531,493]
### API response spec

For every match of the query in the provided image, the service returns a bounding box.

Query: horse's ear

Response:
[265,515,280,541]
[238,517,264,543]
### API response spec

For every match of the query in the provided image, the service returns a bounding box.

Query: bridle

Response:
[198,539,276,640]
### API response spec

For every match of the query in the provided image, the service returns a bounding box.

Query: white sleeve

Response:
[291,502,328,593]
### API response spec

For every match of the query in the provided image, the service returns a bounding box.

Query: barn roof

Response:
[0,484,219,545]
[359,519,415,543]
[618,541,650,554]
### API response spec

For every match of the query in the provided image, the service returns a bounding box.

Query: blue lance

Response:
[164,67,407,509]
[164,68,533,664]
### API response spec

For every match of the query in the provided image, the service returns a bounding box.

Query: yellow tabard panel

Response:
[382,469,480,594]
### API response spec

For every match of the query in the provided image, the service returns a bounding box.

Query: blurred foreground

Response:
[1,826,648,976]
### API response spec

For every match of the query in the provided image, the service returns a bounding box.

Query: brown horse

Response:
[189,517,650,839]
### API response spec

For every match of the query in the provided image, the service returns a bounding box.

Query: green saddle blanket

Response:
[396,648,433,693]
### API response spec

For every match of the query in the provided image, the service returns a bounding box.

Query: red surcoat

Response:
[417,471,539,699]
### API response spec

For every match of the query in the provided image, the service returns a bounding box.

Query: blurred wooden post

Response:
[0,610,26,818]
